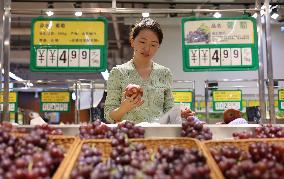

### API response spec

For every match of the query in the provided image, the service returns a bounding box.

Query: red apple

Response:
[125,84,143,98]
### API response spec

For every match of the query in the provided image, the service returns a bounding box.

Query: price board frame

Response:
[182,16,258,72]
[278,89,284,111]
[212,90,242,111]
[0,91,18,112]
[30,17,108,72]
[172,90,193,109]
[40,91,71,112]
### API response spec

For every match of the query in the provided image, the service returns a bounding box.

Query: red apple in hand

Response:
[125,84,143,98]
[181,108,195,118]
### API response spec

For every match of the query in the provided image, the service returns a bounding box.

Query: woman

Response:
[104,18,175,123]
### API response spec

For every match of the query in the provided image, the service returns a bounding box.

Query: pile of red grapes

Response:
[79,120,145,139]
[232,124,284,139]
[210,142,284,179]
[0,126,65,179]
[181,116,212,140]
[0,121,27,133]
[34,124,63,135]
[71,133,211,179]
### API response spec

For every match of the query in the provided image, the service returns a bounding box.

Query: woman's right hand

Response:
[120,92,144,112]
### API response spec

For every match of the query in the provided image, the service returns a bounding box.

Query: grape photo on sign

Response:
[182,17,258,72]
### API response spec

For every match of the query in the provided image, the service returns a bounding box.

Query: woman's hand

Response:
[120,92,144,111]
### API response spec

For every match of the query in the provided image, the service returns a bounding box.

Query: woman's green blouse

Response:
[104,59,174,123]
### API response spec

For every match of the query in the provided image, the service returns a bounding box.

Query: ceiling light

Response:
[75,11,82,16]
[213,12,222,18]
[46,10,54,16]
[142,12,150,18]
[271,13,279,20]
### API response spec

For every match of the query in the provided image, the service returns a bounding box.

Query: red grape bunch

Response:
[79,120,145,139]
[72,133,150,179]
[0,126,65,179]
[232,124,284,139]
[70,144,103,179]
[210,142,284,179]
[143,146,211,179]
[34,124,63,135]
[181,116,212,140]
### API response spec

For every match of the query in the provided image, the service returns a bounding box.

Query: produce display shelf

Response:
[16,124,279,139]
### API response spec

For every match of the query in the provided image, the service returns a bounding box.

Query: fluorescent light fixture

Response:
[213,12,222,18]
[101,70,109,81]
[142,12,150,18]
[252,13,257,18]
[271,13,279,19]
[46,10,54,16]
[75,11,82,16]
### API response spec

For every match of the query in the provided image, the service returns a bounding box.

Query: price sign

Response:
[182,17,258,72]
[212,90,242,111]
[30,17,108,72]
[0,92,18,112]
[40,91,70,112]
[172,91,193,109]
[278,89,284,111]
[248,100,260,107]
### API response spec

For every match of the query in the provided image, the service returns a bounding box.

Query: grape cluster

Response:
[0,121,27,133]
[79,120,145,139]
[144,146,211,179]
[72,133,150,179]
[232,131,254,139]
[210,142,284,179]
[232,124,284,139]
[181,116,212,140]
[34,124,63,135]
[70,145,103,179]
[72,133,211,179]
[0,126,65,179]
[186,28,209,43]
[254,124,284,138]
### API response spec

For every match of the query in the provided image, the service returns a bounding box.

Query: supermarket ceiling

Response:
[6,0,284,81]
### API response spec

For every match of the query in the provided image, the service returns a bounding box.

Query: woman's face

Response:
[131,29,160,61]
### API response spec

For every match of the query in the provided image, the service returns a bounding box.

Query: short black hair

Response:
[129,18,163,44]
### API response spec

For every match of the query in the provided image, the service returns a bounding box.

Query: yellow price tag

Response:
[274,100,278,107]
[248,100,259,107]
[172,91,192,103]
[199,101,213,108]
[242,100,247,107]
[41,92,70,102]
[33,21,105,45]
[279,90,284,100]
[0,92,17,103]
[213,90,241,101]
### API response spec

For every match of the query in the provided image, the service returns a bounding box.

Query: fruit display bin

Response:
[62,138,223,179]
[12,133,80,179]
[201,138,284,179]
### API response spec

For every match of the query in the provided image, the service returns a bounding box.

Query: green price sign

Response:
[40,91,71,112]
[0,92,18,112]
[182,17,258,72]
[172,90,193,109]
[30,17,108,72]
[278,89,284,111]
[212,90,242,111]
